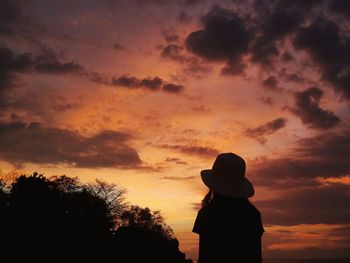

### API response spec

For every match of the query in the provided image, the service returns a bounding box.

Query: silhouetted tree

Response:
[120,205,174,238]
[115,205,192,262]
[1,173,113,260]
[86,179,126,222]
[0,173,192,262]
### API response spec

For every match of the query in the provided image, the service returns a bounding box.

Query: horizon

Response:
[1,0,350,260]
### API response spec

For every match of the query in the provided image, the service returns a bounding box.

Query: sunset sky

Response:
[1,0,350,260]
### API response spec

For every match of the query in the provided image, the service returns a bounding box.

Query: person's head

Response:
[200,152,254,207]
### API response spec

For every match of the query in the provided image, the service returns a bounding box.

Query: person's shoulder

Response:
[247,200,261,213]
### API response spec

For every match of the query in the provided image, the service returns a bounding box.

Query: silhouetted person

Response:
[193,153,264,263]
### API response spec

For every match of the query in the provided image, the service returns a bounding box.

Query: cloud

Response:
[328,0,350,18]
[290,87,340,129]
[157,144,219,158]
[165,157,188,165]
[0,47,32,93]
[0,46,86,118]
[261,76,279,90]
[35,62,84,74]
[250,0,321,67]
[280,51,294,62]
[244,118,287,144]
[113,43,128,51]
[136,0,170,5]
[255,183,350,225]
[294,18,350,100]
[160,44,212,78]
[0,46,84,91]
[0,0,27,37]
[286,73,304,83]
[112,75,163,90]
[111,74,185,93]
[162,28,180,43]
[185,5,251,75]
[250,131,350,186]
[0,0,73,44]
[160,44,185,62]
[0,46,185,98]
[250,1,311,66]
[177,11,192,23]
[250,36,278,67]
[163,83,184,93]
[183,0,201,6]
[0,122,142,168]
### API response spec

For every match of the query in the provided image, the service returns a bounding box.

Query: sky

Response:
[1,0,350,260]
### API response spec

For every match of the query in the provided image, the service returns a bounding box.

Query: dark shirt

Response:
[193,195,264,263]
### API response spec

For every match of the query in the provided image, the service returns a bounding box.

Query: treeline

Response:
[0,173,192,262]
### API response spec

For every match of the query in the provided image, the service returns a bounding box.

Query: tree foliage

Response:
[0,172,192,262]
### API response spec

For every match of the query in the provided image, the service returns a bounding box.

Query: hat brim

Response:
[201,169,255,198]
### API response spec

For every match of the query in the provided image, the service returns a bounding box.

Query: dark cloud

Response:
[244,118,287,144]
[140,77,163,90]
[0,47,32,92]
[0,46,84,91]
[157,144,219,158]
[250,131,350,186]
[165,157,188,165]
[328,0,350,18]
[220,57,246,76]
[294,18,350,100]
[280,51,294,62]
[0,0,25,36]
[111,75,185,93]
[136,0,170,5]
[112,75,140,88]
[296,130,350,162]
[185,6,251,75]
[286,73,304,83]
[0,122,141,168]
[182,1,321,72]
[0,0,71,44]
[162,29,180,43]
[87,71,111,86]
[113,43,128,51]
[261,76,278,90]
[183,0,200,6]
[160,44,212,78]
[0,46,183,97]
[163,83,184,93]
[35,62,84,74]
[250,0,321,66]
[183,57,212,78]
[177,11,192,24]
[260,3,303,39]
[291,87,340,129]
[256,183,350,225]
[0,46,86,117]
[250,36,279,67]
[112,75,163,90]
[161,45,185,62]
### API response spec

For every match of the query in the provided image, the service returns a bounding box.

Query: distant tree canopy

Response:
[0,173,192,263]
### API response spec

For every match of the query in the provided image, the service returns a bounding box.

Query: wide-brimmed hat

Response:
[201,153,254,198]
